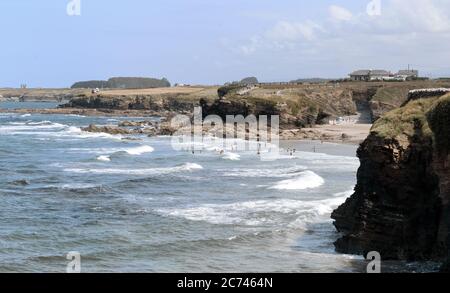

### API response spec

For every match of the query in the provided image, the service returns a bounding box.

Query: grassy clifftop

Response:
[371,98,435,139]
[220,84,357,121]
[371,94,450,153]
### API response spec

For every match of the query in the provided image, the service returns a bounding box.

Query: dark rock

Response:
[331,94,450,267]
[11,179,30,186]
[82,124,132,135]
[157,123,177,136]
[118,120,153,127]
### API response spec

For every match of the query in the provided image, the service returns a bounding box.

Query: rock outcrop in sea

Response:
[331,90,450,271]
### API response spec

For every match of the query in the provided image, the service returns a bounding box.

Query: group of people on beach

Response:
[286,148,297,156]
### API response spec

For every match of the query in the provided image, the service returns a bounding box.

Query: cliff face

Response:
[200,98,278,120]
[63,84,360,128]
[62,95,200,113]
[332,94,450,268]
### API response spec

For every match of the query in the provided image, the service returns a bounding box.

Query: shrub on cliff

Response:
[427,95,450,154]
[240,77,259,85]
[217,84,245,98]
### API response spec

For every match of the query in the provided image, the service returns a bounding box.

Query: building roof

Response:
[370,70,391,76]
[350,70,371,76]
[350,69,391,76]
[398,70,419,76]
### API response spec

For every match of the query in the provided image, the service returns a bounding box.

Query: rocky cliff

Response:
[0,89,89,102]
[62,94,200,113]
[62,84,360,128]
[332,93,450,269]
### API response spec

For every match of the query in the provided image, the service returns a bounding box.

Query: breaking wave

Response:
[64,163,203,175]
[157,195,348,228]
[268,171,325,190]
[122,145,154,155]
[222,152,241,161]
[220,165,307,178]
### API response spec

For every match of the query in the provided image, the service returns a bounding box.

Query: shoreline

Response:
[0,107,372,145]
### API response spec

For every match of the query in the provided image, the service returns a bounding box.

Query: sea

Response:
[0,101,438,273]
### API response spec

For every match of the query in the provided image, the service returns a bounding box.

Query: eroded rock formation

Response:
[332,93,450,270]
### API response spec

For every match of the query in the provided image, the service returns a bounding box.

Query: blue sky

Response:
[1,0,450,87]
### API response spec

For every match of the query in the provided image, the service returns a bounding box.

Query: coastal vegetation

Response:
[71,77,171,89]
[371,97,435,139]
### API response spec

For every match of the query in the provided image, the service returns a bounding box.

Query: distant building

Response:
[349,69,419,81]
[174,83,190,87]
[349,70,371,81]
[369,70,392,81]
[396,70,419,80]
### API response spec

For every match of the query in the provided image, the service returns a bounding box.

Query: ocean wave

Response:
[333,188,354,197]
[65,126,121,139]
[67,114,86,117]
[64,163,203,175]
[269,171,324,190]
[222,152,240,161]
[220,165,308,178]
[157,195,348,227]
[0,121,66,131]
[58,183,101,190]
[97,155,111,162]
[70,145,155,156]
[0,123,125,140]
[123,145,154,155]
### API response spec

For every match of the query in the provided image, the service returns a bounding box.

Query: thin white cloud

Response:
[225,0,450,77]
[265,20,323,41]
[328,5,353,22]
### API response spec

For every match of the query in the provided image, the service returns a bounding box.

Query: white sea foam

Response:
[44,183,100,190]
[67,114,86,117]
[124,145,154,155]
[0,123,124,141]
[268,171,325,190]
[69,145,155,156]
[27,121,53,125]
[64,163,203,175]
[60,183,99,190]
[222,152,240,161]
[65,126,123,140]
[221,165,307,178]
[0,121,65,131]
[333,188,354,198]
[157,195,348,227]
[97,155,111,162]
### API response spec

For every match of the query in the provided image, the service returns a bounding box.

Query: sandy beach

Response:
[281,123,372,144]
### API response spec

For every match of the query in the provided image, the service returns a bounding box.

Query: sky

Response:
[1,0,450,88]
